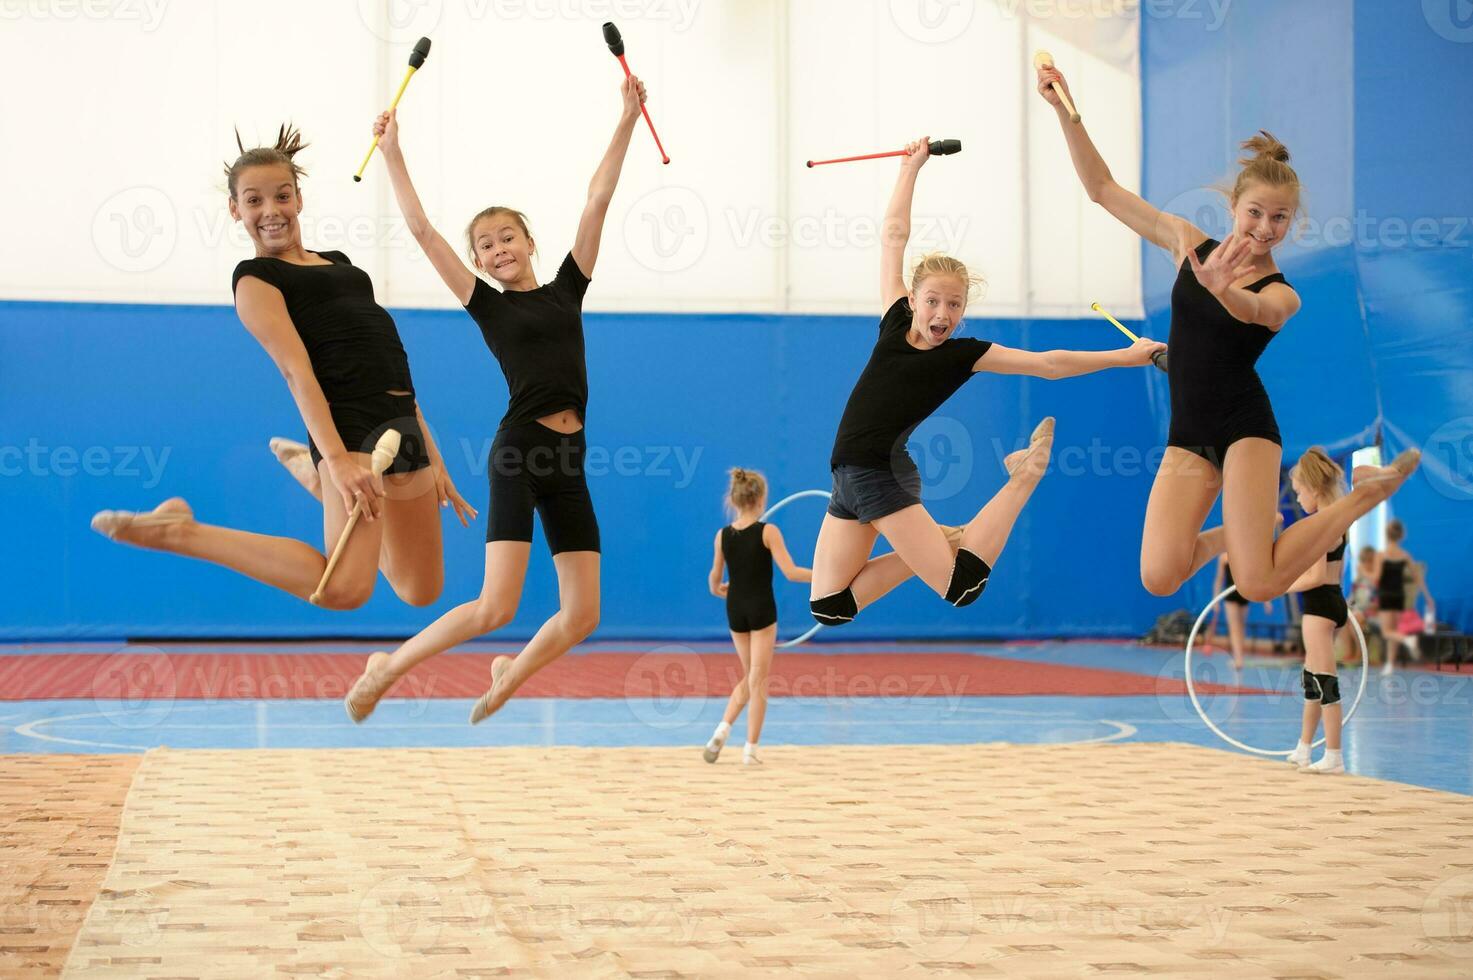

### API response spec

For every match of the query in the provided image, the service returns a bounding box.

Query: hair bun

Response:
[1240,130,1290,166]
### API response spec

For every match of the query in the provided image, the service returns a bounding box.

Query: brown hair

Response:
[224,124,309,200]
[910,252,986,301]
[465,206,534,263]
[727,467,767,514]
[1386,519,1405,543]
[1290,446,1345,506]
[1231,130,1300,209]
[1357,545,1376,568]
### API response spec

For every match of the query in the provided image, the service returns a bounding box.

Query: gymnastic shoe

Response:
[703,729,728,763]
[90,498,192,542]
[1004,416,1056,478]
[270,437,321,495]
[1285,743,1311,769]
[1304,752,1345,775]
[1351,448,1421,502]
[344,652,394,723]
[469,655,513,725]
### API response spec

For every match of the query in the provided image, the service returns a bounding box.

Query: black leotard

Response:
[1378,558,1407,611]
[722,522,777,633]
[1167,239,1292,467]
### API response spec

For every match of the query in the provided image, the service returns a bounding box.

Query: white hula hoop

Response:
[759,489,832,650]
[1183,585,1368,756]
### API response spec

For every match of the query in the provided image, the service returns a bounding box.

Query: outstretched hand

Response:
[1125,336,1168,367]
[902,136,931,171]
[1187,234,1256,297]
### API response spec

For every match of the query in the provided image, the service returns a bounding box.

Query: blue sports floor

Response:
[2,641,1469,796]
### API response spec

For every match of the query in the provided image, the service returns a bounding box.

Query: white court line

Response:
[14,714,152,751]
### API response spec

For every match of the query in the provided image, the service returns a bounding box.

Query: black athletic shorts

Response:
[308,390,431,475]
[827,459,923,525]
[486,421,601,554]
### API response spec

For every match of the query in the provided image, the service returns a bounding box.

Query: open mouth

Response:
[927,323,948,342]
[259,221,286,235]
[494,257,515,271]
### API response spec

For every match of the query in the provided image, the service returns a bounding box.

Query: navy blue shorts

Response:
[827,461,922,525]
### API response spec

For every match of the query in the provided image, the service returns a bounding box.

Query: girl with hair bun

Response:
[808,138,1165,631]
[1285,448,1350,774]
[1038,61,1420,607]
[92,125,473,612]
[1373,518,1435,674]
[703,468,812,766]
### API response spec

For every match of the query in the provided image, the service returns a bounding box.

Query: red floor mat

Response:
[0,651,1268,701]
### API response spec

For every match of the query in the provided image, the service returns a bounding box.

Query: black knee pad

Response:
[810,587,857,626]
[1315,671,1342,706]
[945,548,992,608]
[1302,668,1320,702]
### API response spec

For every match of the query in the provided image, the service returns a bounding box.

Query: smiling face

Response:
[908,275,968,348]
[228,163,303,255]
[1231,181,1297,257]
[471,214,535,285]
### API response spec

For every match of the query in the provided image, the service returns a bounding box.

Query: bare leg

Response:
[1224,441,1420,601]
[472,550,600,721]
[1302,617,1341,751]
[93,451,386,608]
[1140,448,1224,596]
[721,631,753,726]
[1225,602,1248,670]
[1378,611,1406,674]
[745,624,777,747]
[376,466,445,607]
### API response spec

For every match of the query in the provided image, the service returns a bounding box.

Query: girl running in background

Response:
[703,468,812,766]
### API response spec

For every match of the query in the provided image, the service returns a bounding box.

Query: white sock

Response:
[1290,740,1311,758]
[743,741,758,757]
[710,722,730,744]
[1323,748,1343,764]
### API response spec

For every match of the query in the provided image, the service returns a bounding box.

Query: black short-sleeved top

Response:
[231,250,414,402]
[829,297,992,470]
[1167,239,1290,434]
[464,252,591,429]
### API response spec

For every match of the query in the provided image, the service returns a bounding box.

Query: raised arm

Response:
[1036,63,1202,265]
[374,109,478,305]
[235,278,383,519]
[973,337,1165,379]
[708,529,728,598]
[880,138,929,309]
[763,524,813,584]
[571,76,646,278]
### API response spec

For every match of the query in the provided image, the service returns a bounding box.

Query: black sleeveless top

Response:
[232,250,414,402]
[463,252,591,430]
[1379,558,1406,594]
[1167,239,1290,445]
[722,522,774,602]
[1327,535,1347,562]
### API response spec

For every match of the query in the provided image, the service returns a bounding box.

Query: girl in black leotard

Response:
[1038,61,1420,604]
[92,126,473,609]
[344,77,649,723]
[703,469,811,766]
[1373,519,1435,674]
[1285,448,1350,774]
